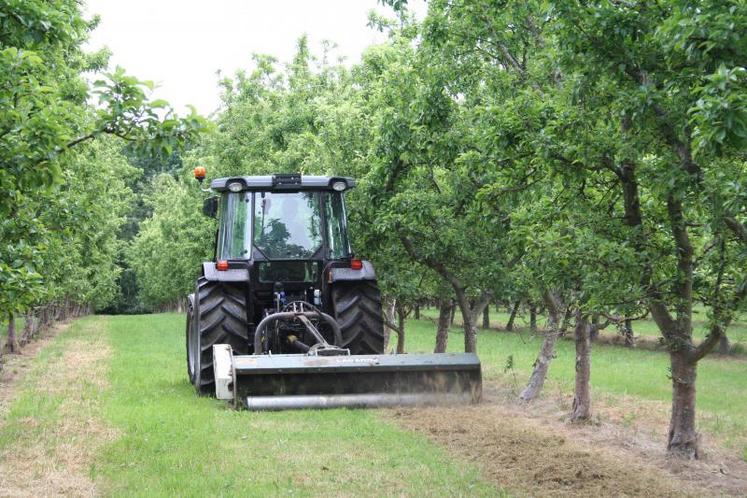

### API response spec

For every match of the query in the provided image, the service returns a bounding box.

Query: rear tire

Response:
[187,278,250,395]
[331,281,385,354]
[186,294,196,381]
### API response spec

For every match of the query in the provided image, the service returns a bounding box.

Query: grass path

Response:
[1,314,500,497]
[3,312,746,496]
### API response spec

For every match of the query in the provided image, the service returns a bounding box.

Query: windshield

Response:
[254,192,322,259]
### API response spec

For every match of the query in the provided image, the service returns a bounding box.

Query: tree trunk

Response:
[20,312,35,345]
[529,303,537,333]
[5,314,19,353]
[506,300,520,331]
[622,318,635,347]
[414,305,420,320]
[520,291,562,401]
[717,334,730,355]
[396,305,406,354]
[482,304,490,329]
[453,292,475,352]
[452,289,491,353]
[449,300,456,326]
[463,315,477,353]
[667,351,699,459]
[571,310,592,422]
[435,299,450,353]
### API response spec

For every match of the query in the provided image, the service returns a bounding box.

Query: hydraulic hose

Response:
[253,310,342,354]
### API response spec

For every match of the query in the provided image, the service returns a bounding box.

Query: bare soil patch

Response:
[387,384,747,497]
[0,318,117,498]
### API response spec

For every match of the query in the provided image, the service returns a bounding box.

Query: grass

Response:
[0,313,500,497]
[2,310,746,494]
[419,305,747,347]
[0,316,112,496]
[0,316,93,451]
[97,313,501,496]
[405,315,747,458]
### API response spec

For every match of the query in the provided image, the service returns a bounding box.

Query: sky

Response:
[83,1,426,117]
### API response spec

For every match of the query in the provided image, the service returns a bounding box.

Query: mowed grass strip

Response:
[96,313,500,497]
[0,316,115,496]
[405,318,747,459]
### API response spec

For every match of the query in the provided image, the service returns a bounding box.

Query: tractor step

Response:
[213,345,482,410]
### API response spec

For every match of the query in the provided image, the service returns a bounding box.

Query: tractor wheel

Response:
[186,293,196,381]
[187,277,250,395]
[331,281,385,354]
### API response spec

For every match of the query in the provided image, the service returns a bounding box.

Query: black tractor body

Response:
[186,173,481,410]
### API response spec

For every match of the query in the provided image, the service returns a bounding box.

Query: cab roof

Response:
[210,174,356,192]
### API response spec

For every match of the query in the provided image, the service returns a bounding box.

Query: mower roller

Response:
[185,172,482,410]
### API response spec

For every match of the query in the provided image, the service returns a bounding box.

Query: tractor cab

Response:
[211,175,352,261]
[201,174,366,324]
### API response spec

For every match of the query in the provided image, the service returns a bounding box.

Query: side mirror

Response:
[203,196,218,218]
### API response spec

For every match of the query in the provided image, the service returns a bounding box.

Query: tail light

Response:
[216,260,229,271]
[350,259,363,270]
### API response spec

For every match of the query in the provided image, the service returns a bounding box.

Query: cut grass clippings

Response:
[389,405,695,498]
[404,317,747,460]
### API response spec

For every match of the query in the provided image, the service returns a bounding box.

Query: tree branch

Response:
[64,133,97,149]
[725,216,747,245]
[383,316,402,335]
[692,275,747,362]
[470,290,493,324]
[399,231,464,293]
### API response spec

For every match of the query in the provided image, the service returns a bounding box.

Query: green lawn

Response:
[419,305,747,348]
[0,314,500,497]
[405,316,747,458]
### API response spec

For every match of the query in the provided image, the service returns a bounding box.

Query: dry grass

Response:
[0,318,118,498]
[386,383,747,497]
[0,322,68,420]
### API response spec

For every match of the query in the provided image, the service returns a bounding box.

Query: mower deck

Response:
[213,345,482,410]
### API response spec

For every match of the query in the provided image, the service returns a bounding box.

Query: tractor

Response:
[186,171,481,410]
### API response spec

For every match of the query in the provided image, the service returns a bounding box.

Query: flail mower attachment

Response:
[212,304,482,411]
